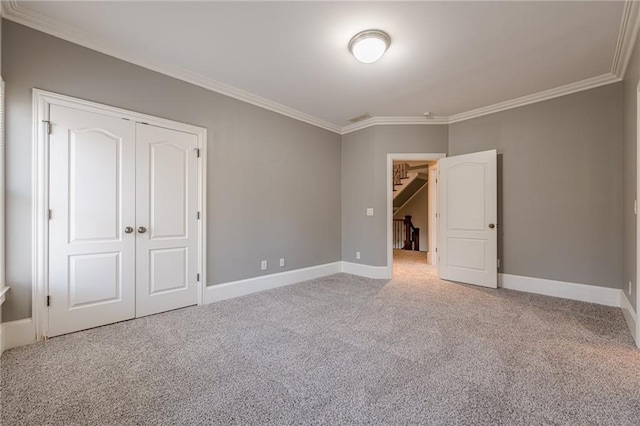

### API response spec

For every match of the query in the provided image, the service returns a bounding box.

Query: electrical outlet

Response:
[261,260,267,270]
[280,258,285,267]
[366,208,374,216]
[356,251,361,260]
[635,200,638,215]
[497,259,501,268]
[630,281,633,295]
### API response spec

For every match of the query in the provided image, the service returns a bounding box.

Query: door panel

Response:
[48,105,136,337]
[149,248,188,294]
[135,124,199,317]
[69,252,121,307]
[438,150,497,288]
[447,163,486,230]
[69,129,121,242]
[447,239,486,270]
[149,143,187,239]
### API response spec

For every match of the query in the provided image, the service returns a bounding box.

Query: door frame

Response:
[32,89,208,340]
[386,153,446,279]
[427,163,438,266]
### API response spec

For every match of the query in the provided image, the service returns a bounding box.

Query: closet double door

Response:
[48,105,200,337]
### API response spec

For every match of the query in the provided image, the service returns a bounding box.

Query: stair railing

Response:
[393,163,408,188]
[392,215,420,251]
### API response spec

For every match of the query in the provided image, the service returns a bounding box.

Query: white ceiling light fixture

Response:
[349,30,391,64]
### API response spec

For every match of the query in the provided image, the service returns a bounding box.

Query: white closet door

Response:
[438,150,497,288]
[48,105,136,337]
[135,123,199,317]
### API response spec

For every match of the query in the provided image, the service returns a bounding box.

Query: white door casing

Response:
[48,105,136,336]
[427,164,438,266]
[135,124,199,317]
[438,150,497,288]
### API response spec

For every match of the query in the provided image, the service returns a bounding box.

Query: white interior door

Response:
[135,123,199,317]
[48,105,136,336]
[438,150,497,288]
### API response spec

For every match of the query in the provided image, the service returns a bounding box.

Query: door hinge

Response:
[197,273,200,282]
[197,211,201,220]
[42,120,52,135]
[192,148,200,158]
[48,209,52,220]
[46,295,50,307]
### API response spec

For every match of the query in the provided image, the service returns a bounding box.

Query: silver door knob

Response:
[138,226,147,234]
[488,223,495,229]
[124,226,134,234]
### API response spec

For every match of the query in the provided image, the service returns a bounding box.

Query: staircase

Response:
[392,162,428,252]
[393,163,427,214]
[393,215,420,251]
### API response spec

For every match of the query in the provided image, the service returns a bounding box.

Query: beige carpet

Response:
[392,248,429,266]
[2,254,639,425]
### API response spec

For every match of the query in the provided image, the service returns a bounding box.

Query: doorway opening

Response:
[386,153,445,279]
[392,160,436,275]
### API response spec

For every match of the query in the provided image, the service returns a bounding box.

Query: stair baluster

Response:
[392,215,420,251]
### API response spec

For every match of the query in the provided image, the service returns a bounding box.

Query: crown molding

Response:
[1,1,633,135]
[612,0,640,79]
[341,115,449,135]
[2,1,342,134]
[448,73,620,124]
[344,73,621,132]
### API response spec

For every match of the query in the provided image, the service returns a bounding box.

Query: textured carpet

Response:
[2,251,640,425]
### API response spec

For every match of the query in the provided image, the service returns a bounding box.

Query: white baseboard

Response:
[205,261,342,304]
[620,291,638,346]
[205,261,391,306]
[498,273,621,307]
[341,261,390,279]
[1,318,36,353]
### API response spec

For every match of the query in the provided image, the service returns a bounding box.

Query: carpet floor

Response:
[2,251,640,425]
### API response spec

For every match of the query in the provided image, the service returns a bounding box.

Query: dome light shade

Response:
[349,30,391,64]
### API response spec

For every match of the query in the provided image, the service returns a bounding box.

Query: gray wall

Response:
[394,183,428,252]
[342,125,448,266]
[1,19,631,321]
[341,127,377,265]
[449,84,624,289]
[623,30,640,310]
[2,21,342,321]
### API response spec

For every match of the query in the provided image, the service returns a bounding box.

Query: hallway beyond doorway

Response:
[393,249,435,280]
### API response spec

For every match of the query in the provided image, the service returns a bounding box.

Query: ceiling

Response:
[4,1,636,133]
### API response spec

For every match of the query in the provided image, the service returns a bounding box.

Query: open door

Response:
[438,150,497,288]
